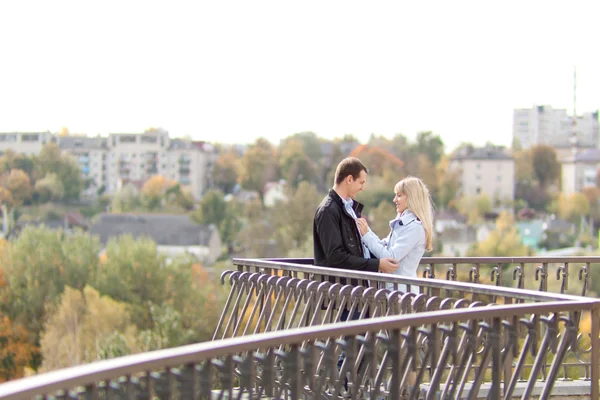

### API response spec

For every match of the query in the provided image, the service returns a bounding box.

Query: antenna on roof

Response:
[570,67,578,155]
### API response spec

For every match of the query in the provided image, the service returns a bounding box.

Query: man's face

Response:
[347,170,367,200]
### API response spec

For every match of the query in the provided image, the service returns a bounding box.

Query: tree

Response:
[35,144,83,200]
[531,145,560,189]
[141,175,176,210]
[95,235,172,330]
[557,193,590,224]
[0,313,35,382]
[0,226,101,349]
[271,181,322,252]
[468,212,532,257]
[110,184,140,212]
[39,286,137,372]
[212,150,240,194]
[1,169,32,206]
[413,131,445,165]
[191,189,227,226]
[34,173,65,202]
[369,201,396,238]
[348,144,404,179]
[456,195,492,225]
[278,139,317,188]
[237,138,278,204]
[435,156,460,209]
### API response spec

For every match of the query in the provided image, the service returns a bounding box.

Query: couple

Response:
[313,157,434,295]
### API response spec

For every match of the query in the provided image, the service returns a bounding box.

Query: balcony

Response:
[0,256,598,399]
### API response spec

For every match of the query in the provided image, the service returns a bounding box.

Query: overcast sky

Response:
[0,0,598,152]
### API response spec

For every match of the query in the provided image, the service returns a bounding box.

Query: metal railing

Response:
[1,256,599,399]
[0,300,597,399]
[266,256,597,295]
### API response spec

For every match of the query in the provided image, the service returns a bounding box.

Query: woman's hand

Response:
[356,217,369,236]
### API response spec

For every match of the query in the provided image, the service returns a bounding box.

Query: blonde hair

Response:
[395,176,434,251]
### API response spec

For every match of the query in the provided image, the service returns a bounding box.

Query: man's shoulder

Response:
[315,193,340,216]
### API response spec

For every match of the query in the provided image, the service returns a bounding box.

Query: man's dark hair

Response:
[334,157,368,185]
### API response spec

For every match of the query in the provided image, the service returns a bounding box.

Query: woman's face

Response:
[393,191,407,214]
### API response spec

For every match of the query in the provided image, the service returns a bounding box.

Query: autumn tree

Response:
[468,212,532,257]
[435,156,460,209]
[237,138,278,205]
[0,169,32,207]
[141,175,176,210]
[0,313,35,381]
[39,286,137,372]
[212,149,240,194]
[557,192,590,224]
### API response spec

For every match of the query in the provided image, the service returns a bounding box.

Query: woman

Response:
[356,176,434,293]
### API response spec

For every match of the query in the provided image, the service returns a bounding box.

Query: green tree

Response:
[278,139,317,188]
[271,181,322,252]
[110,184,141,212]
[0,226,99,347]
[531,145,560,189]
[191,189,226,226]
[35,144,83,200]
[34,173,65,202]
[95,235,170,330]
[369,201,396,238]
[413,131,445,165]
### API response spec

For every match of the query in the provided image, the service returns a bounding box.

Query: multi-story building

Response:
[58,136,109,197]
[450,145,515,208]
[106,129,171,193]
[513,105,599,154]
[560,148,600,195]
[0,131,55,155]
[0,128,216,199]
[167,139,216,199]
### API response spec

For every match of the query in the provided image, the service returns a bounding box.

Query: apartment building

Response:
[560,148,600,195]
[513,105,599,151]
[1,129,216,199]
[450,145,515,208]
[58,136,109,197]
[0,131,55,155]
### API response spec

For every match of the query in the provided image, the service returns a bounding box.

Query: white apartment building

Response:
[561,148,600,195]
[1,129,216,200]
[58,136,109,197]
[0,131,55,155]
[450,145,515,208]
[513,105,599,151]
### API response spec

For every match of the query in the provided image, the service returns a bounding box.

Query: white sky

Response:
[0,0,599,152]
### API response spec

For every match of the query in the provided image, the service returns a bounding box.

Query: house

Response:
[90,213,222,265]
[449,145,515,209]
[560,148,600,195]
[263,180,287,207]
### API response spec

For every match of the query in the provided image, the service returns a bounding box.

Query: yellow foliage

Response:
[40,286,138,372]
[141,175,176,198]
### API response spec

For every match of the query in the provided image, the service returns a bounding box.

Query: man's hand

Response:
[379,258,399,273]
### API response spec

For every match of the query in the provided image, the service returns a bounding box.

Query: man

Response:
[313,156,398,282]
[314,157,398,386]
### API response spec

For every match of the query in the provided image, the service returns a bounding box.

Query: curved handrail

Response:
[0,300,596,400]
